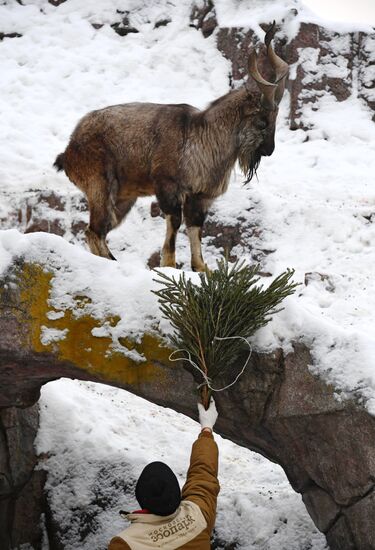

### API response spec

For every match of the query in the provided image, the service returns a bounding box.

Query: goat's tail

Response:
[53,152,65,172]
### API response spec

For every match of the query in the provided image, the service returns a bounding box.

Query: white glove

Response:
[198,398,218,431]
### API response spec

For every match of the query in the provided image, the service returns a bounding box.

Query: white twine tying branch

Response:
[168,335,252,392]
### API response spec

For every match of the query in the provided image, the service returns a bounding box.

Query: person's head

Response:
[135,461,181,516]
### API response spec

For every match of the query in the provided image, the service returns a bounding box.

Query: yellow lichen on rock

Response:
[16,262,172,386]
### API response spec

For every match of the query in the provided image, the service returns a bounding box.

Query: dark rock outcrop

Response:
[0,189,87,243]
[0,33,22,41]
[48,0,67,6]
[190,0,217,38]
[358,32,375,120]
[0,404,46,549]
[213,18,374,129]
[1,258,375,549]
[111,11,139,37]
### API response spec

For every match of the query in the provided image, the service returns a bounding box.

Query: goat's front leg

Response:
[155,181,182,268]
[183,194,210,272]
[161,212,182,267]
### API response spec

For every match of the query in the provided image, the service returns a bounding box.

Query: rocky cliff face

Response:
[1,3,374,549]
[215,19,375,128]
[0,404,45,549]
[0,259,375,549]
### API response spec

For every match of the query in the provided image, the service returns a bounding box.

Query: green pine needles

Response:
[153,259,298,406]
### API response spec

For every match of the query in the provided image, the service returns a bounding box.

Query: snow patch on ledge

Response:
[1,229,375,415]
[40,326,69,346]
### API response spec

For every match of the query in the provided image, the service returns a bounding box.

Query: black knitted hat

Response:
[135,461,181,516]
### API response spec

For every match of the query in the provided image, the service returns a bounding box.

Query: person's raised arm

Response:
[181,398,220,533]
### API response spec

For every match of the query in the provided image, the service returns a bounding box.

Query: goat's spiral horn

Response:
[264,21,289,105]
[247,21,289,109]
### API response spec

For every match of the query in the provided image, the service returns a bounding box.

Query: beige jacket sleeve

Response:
[181,431,220,534]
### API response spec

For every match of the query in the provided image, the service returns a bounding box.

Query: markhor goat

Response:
[54,23,288,271]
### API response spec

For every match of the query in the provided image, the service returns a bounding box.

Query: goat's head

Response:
[239,22,289,182]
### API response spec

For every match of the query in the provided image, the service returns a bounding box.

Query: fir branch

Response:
[153,259,298,399]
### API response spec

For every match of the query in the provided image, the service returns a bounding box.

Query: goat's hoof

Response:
[192,263,207,273]
[160,255,176,268]
[108,252,117,261]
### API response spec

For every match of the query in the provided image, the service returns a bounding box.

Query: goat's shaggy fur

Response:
[55,35,288,270]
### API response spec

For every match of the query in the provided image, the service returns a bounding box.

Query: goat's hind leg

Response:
[85,177,117,260]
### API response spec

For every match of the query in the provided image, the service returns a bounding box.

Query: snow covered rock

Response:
[358,31,375,118]
[0,189,87,245]
[0,244,374,549]
[190,0,217,38]
[215,19,375,130]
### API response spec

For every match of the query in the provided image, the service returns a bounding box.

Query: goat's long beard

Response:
[238,147,262,184]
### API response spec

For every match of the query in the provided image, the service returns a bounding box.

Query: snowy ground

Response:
[1,0,374,548]
[36,379,327,550]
